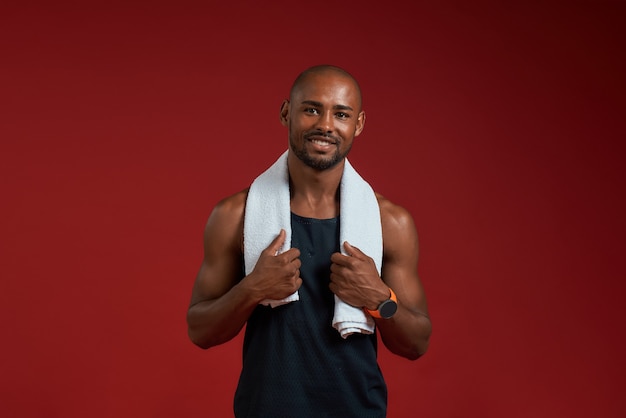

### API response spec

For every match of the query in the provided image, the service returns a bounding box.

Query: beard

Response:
[289,132,352,171]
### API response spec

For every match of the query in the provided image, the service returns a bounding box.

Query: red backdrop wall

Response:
[1,1,624,417]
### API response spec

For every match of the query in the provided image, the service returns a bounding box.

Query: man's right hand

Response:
[246,229,302,302]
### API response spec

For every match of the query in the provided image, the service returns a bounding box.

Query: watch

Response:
[366,288,398,319]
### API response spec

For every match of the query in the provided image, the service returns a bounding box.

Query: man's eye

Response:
[305,108,319,115]
[336,112,349,119]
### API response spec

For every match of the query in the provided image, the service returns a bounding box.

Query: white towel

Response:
[243,150,382,338]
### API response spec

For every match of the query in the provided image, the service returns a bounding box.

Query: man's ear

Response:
[279,100,290,127]
[354,110,366,137]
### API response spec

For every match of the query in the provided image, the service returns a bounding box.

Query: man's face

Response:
[281,72,365,171]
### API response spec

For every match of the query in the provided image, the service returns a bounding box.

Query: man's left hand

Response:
[329,241,390,310]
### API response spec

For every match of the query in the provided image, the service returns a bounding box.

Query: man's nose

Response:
[315,111,334,133]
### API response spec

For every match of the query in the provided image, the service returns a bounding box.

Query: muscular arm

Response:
[330,195,431,360]
[187,190,302,349]
[374,197,431,359]
[186,191,255,349]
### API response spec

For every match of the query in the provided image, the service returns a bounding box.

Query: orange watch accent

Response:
[366,287,398,319]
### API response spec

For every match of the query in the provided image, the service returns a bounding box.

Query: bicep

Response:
[189,196,245,307]
[381,204,429,314]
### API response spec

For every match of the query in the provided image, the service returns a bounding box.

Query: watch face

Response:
[379,300,398,319]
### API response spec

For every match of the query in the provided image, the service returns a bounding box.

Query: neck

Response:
[287,152,344,219]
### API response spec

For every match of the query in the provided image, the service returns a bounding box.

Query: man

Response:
[187,65,431,417]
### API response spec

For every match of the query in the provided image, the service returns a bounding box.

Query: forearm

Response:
[376,303,432,360]
[187,279,260,349]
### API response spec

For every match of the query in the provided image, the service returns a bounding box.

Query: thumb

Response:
[343,241,363,257]
[266,229,286,255]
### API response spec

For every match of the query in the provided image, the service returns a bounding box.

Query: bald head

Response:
[289,65,363,111]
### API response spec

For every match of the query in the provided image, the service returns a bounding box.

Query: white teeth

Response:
[312,139,331,145]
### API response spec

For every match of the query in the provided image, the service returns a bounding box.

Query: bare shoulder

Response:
[376,193,418,236]
[375,193,419,258]
[210,188,248,220]
[205,188,249,252]
[189,189,250,307]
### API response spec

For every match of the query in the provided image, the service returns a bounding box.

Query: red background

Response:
[1,1,625,417]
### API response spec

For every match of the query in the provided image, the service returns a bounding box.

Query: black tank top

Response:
[234,213,387,418]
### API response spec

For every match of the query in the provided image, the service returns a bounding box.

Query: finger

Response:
[291,261,301,279]
[276,248,300,266]
[280,247,301,262]
[328,281,337,294]
[266,229,286,255]
[294,277,303,290]
[343,241,365,258]
[330,251,350,266]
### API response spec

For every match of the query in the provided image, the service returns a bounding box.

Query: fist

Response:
[249,229,302,300]
[330,241,387,308]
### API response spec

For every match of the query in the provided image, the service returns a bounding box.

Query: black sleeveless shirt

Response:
[234,213,387,418]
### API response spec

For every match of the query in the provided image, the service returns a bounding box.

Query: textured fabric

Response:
[243,150,381,336]
[234,213,387,418]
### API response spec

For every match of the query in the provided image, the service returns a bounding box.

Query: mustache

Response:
[304,130,340,143]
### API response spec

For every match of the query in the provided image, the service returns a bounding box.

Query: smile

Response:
[310,138,335,146]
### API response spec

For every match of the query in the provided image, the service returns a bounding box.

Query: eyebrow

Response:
[301,100,354,112]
